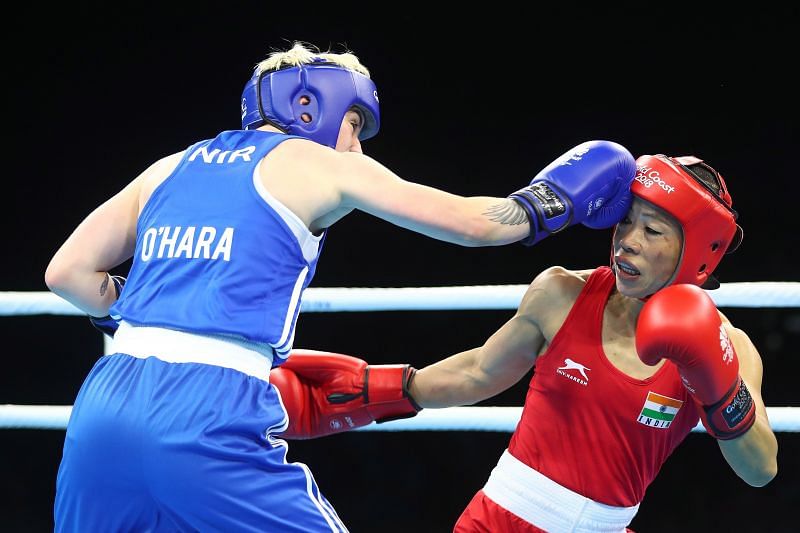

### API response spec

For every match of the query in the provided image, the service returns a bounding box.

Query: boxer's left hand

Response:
[636,284,755,439]
[509,140,636,245]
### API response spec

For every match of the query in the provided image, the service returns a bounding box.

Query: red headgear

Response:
[623,154,743,289]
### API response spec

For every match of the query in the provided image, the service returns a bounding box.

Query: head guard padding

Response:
[240,59,380,149]
[630,154,742,289]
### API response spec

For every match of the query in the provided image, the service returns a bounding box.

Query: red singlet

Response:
[508,266,700,507]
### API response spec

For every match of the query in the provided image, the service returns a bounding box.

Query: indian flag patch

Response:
[637,391,684,429]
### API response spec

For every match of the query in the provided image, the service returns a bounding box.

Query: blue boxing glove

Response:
[89,275,125,338]
[509,140,636,245]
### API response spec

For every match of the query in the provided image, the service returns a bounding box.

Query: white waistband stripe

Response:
[111,322,273,381]
[482,450,639,533]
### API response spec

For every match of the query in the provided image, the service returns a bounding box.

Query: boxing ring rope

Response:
[2,282,799,431]
[2,282,799,315]
[1,404,797,433]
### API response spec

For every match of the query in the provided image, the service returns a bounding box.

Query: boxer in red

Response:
[271,154,778,532]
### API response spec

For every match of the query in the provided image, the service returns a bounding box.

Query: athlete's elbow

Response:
[743,460,778,487]
[748,462,778,487]
[44,258,70,294]
[45,254,85,297]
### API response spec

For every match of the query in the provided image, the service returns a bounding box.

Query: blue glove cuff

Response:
[109,275,125,299]
[509,183,574,246]
[90,314,121,338]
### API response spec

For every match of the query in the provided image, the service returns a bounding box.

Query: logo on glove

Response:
[585,197,606,218]
[329,416,358,431]
[722,380,754,429]
[719,325,734,364]
[557,145,591,167]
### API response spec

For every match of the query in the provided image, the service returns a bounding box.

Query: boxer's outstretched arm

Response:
[311,140,635,247]
[409,268,572,408]
[409,313,542,408]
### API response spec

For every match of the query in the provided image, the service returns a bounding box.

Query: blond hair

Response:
[255,41,371,78]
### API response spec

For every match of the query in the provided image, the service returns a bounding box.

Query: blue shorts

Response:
[55,353,348,532]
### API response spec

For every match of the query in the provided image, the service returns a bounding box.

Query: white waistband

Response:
[482,450,639,533]
[111,322,273,382]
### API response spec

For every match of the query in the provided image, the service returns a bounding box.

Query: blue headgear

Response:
[240,59,380,148]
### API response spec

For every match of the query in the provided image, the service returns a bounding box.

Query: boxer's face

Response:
[334,108,365,153]
[612,198,682,298]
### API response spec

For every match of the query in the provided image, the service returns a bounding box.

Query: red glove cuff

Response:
[700,376,756,440]
[364,365,421,423]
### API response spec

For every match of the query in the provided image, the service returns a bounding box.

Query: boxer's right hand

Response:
[509,140,636,245]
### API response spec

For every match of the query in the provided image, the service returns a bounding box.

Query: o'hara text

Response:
[140,226,234,262]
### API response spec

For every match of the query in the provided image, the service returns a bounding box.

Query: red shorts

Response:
[454,490,546,533]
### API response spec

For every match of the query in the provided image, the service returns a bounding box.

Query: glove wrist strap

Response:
[509,183,574,246]
[701,376,756,440]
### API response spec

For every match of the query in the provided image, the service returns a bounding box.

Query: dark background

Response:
[3,4,798,532]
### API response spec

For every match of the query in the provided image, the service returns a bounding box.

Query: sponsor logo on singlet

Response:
[140,226,234,262]
[637,391,684,429]
[556,358,590,386]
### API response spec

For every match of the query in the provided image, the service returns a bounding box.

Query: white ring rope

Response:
[1,281,799,315]
[2,282,798,431]
[0,405,797,432]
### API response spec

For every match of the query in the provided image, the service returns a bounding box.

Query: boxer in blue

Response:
[45,41,636,532]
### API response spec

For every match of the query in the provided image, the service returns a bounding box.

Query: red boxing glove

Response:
[270,349,421,439]
[636,284,755,440]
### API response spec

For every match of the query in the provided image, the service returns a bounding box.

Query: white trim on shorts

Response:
[482,449,639,533]
[111,322,274,382]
